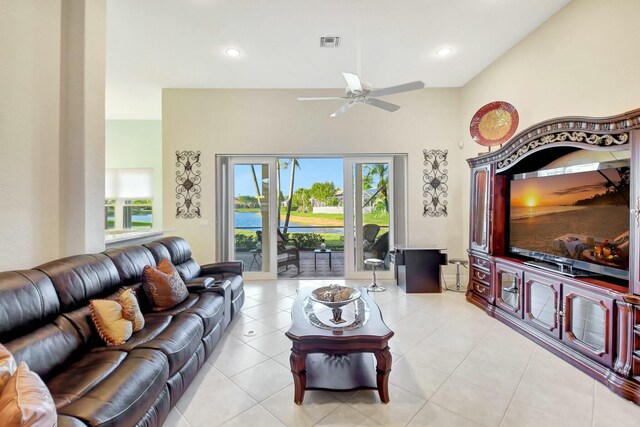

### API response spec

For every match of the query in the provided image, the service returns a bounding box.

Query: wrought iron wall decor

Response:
[175,151,202,219]
[423,149,448,217]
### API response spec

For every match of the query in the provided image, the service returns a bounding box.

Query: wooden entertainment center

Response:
[466,108,640,403]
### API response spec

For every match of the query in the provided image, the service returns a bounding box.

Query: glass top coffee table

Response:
[285,287,394,405]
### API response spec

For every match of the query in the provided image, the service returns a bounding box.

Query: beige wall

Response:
[106,120,163,228]
[163,88,464,267]
[460,0,640,249]
[0,1,105,270]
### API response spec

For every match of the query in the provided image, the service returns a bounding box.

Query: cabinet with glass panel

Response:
[495,261,523,318]
[521,268,615,366]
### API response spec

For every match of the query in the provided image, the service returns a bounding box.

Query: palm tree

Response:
[363,164,389,212]
[250,165,262,208]
[283,158,300,233]
[276,159,291,225]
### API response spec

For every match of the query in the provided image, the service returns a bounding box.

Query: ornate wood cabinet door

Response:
[494,262,523,318]
[523,272,561,339]
[470,166,491,254]
[561,284,615,367]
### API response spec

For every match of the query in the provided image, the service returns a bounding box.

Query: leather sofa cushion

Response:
[134,385,171,427]
[55,348,169,427]
[134,313,204,377]
[185,293,224,336]
[91,312,204,377]
[36,254,121,311]
[0,270,60,343]
[103,246,157,286]
[90,315,171,353]
[174,259,202,282]
[0,362,57,426]
[141,293,224,336]
[47,351,127,408]
[143,241,172,265]
[6,316,83,380]
[157,237,194,265]
[157,237,202,280]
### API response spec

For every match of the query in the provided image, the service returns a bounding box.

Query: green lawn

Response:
[236,207,389,226]
[283,210,389,226]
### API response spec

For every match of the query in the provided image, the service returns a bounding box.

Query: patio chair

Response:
[278,242,300,273]
[256,230,301,273]
[364,232,389,265]
[363,224,380,252]
[278,229,299,251]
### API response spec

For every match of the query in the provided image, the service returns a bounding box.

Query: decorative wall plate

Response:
[470,101,519,147]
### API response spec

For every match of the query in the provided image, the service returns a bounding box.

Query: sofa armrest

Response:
[200,261,244,276]
[197,279,232,328]
[185,276,216,291]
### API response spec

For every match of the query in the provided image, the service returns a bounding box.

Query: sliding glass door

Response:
[219,155,400,280]
[229,158,277,279]
[344,157,395,279]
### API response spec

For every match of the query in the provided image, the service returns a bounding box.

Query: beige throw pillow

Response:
[116,289,145,332]
[0,343,17,393]
[90,299,133,346]
[142,258,189,311]
[0,362,57,426]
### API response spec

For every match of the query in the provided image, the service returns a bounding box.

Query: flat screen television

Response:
[508,160,630,280]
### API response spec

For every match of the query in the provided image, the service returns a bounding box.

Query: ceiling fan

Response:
[297,72,425,117]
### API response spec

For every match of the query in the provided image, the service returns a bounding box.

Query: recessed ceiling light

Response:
[436,47,453,57]
[225,48,241,57]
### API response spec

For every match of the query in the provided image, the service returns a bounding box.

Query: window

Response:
[105,168,154,230]
[123,199,153,229]
[105,199,116,230]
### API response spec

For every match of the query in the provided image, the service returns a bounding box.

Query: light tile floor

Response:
[164,280,640,427]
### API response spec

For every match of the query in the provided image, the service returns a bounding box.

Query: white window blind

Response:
[105,168,153,199]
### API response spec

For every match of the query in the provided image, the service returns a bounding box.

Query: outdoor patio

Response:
[236,250,345,278]
[235,250,392,279]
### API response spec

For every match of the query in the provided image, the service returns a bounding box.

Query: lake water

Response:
[235,211,343,234]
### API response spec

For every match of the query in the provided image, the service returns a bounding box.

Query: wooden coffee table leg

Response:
[374,348,392,403]
[290,349,307,404]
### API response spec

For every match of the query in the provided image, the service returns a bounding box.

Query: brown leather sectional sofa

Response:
[0,236,244,426]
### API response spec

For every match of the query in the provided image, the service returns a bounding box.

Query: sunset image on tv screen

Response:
[509,167,629,271]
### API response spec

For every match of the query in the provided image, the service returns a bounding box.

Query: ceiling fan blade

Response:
[297,97,350,101]
[330,101,355,118]
[368,81,425,98]
[342,72,363,93]
[365,98,401,112]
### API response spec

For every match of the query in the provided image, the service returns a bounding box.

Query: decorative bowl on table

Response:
[309,285,361,324]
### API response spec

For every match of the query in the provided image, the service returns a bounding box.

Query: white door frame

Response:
[228,157,278,279]
[344,156,395,280]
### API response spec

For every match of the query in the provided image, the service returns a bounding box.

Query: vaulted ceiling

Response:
[106,0,570,119]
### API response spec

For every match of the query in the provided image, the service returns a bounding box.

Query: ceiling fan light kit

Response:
[298,72,425,117]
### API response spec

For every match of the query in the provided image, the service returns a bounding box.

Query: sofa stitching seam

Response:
[16,271,46,319]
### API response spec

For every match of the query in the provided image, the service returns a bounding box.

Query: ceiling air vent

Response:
[320,36,340,48]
